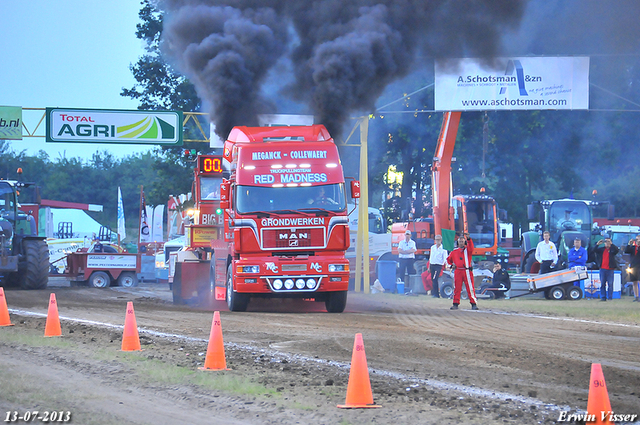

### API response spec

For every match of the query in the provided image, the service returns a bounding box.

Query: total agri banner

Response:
[435,57,590,111]
[46,108,183,145]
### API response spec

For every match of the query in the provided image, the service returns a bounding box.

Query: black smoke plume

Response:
[162,0,527,138]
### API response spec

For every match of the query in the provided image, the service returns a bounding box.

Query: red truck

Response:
[170,125,358,312]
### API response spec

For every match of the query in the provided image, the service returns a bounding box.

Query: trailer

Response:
[507,267,588,300]
[63,250,141,288]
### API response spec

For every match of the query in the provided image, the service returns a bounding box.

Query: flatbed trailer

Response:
[507,267,588,300]
[62,250,141,288]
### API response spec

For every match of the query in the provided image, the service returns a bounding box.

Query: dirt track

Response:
[2,282,639,425]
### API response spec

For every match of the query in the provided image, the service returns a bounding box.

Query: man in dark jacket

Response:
[624,234,640,302]
[594,238,619,301]
[489,262,511,299]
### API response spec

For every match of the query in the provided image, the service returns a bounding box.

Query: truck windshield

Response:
[465,199,495,247]
[200,177,223,201]
[236,184,346,214]
[549,201,591,242]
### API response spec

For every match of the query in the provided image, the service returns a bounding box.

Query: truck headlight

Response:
[306,278,316,289]
[284,279,294,290]
[328,264,348,272]
[273,279,283,290]
[237,265,260,273]
[295,279,306,289]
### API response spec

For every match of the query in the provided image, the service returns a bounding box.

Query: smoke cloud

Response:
[162,0,527,137]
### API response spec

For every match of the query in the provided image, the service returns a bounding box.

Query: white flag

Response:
[117,187,126,241]
[152,204,164,242]
[139,189,151,243]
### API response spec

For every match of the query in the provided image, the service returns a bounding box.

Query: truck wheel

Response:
[550,285,566,300]
[226,264,248,312]
[567,285,583,301]
[15,239,49,290]
[88,271,111,288]
[118,272,138,288]
[523,254,536,274]
[325,291,347,313]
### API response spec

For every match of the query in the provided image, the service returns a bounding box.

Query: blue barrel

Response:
[377,261,397,292]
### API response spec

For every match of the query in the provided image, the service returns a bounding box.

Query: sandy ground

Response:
[1,281,639,425]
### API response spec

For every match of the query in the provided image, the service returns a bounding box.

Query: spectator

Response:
[594,238,619,301]
[427,235,447,298]
[397,230,417,290]
[535,231,558,274]
[568,238,587,268]
[489,262,511,299]
[624,234,640,302]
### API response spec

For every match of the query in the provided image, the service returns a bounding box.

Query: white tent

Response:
[47,207,115,240]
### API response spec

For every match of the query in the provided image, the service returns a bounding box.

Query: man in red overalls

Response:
[446,233,479,310]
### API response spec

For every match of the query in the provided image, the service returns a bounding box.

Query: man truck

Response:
[170,125,359,312]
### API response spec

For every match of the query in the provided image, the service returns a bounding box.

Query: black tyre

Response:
[20,239,49,290]
[550,285,566,300]
[544,288,552,300]
[88,271,111,288]
[522,253,537,274]
[440,282,454,299]
[117,272,138,288]
[325,291,347,313]
[566,285,583,301]
[226,264,249,312]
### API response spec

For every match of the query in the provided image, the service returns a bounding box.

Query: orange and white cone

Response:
[121,301,141,351]
[199,311,229,371]
[337,333,381,408]
[587,363,613,424]
[0,287,13,327]
[44,293,62,337]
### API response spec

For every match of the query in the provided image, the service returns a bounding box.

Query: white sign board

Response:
[46,108,183,145]
[435,57,590,111]
[87,254,137,269]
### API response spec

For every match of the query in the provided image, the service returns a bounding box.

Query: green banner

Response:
[0,106,22,140]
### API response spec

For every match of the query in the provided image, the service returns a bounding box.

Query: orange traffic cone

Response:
[121,301,141,351]
[337,333,381,408]
[199,311,229,371]
[587,363,613,424]
[44,293,62,337]
[0,287,13,327]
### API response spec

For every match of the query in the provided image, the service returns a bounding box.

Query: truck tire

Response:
[522,253,536,274]
[566,285,582,301]
[325,291,347,313]
[20,239,49,290]
[550,285,566,300]
[118,272,138,288]
[226,264,249,312]
[88,271,111,288]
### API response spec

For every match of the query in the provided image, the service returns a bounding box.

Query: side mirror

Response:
[499,208,508,221]
[527,204,536,221]
[220,179,230,209]
[350,180,361,199]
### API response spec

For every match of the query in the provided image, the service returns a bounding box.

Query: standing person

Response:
[446,233,478,310]
[427,235,447,298]
[624,235,640,302]
[594,238,619,301]
[535,231,558,274]
[568,238,587,268]
[397,230,417,291]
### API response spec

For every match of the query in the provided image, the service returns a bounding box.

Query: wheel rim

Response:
[569,289,580,299]
[443,286,453,297]
[93,275,108,288]
[552,289,563,300]
[226,272,232,306]
[121,276,134,287]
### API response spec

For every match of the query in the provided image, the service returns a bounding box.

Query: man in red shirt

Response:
[594,238,619,301]
[446,233,478,310]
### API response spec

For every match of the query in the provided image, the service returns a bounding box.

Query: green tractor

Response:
[520,199,613,273]
[0,179,48,289]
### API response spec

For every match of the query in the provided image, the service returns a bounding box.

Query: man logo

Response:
[289,240,299,247]
[279,232,309,240]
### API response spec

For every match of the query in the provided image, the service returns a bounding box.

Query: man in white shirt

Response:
[427,235,447,297]
[397,230,417,291]
[535,231,558,274]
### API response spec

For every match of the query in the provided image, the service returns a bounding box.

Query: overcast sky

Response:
[0,1,153,160]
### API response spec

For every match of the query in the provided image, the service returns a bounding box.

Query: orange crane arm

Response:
[432,111,461,237]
